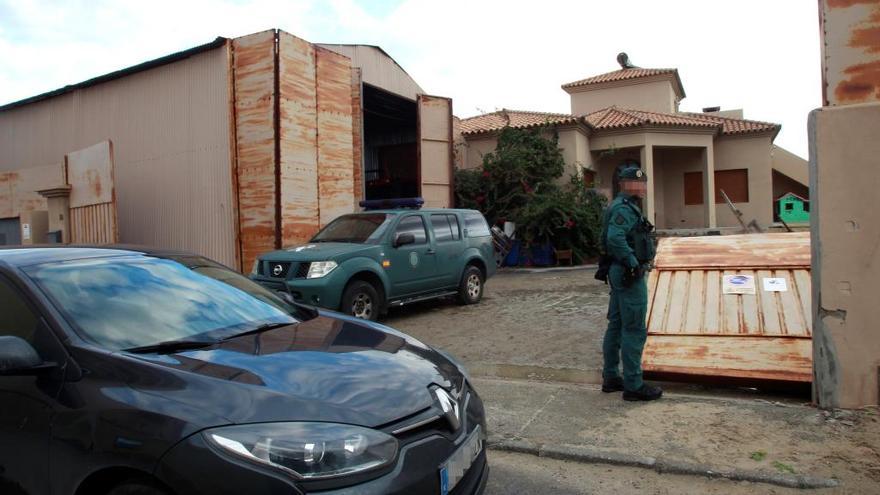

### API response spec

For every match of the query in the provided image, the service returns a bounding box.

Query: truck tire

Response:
[457,265,484,305]
[341,280,382,321]
[107,479,170,495]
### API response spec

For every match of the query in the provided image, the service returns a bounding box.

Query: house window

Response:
[682,169,750,205]
[785,203,794,211]
[582,170,596,188]
[714,169,749,203]
[684,172,703,205]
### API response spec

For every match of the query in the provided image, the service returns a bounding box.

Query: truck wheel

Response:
[457,266,484,305]
[108,479,171,495]
[342,280,381,321]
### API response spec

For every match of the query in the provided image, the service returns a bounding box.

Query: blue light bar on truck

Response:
[359,197,425,210]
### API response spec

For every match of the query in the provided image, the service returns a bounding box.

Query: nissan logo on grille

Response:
[272,264,284,277]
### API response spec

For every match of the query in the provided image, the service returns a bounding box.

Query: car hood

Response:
[125,314,463,428]
[261,242,379,263]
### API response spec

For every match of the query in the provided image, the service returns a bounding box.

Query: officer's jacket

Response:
[601,193,656,268]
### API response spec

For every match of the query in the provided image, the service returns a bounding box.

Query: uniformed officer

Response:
[599,163,662,401]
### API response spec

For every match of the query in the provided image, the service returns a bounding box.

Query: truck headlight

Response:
[250,259,260,276]
[204,422,398,479]
[307,261,338,279]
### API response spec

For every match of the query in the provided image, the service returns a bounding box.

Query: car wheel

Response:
[107,479,170,495]
[457,265,484,305]
[342,280,382,321]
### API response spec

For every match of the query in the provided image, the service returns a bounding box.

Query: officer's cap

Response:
[617,162,647,182]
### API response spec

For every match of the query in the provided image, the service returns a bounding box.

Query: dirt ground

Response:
[383,266,609,375]
[383,267,880,493]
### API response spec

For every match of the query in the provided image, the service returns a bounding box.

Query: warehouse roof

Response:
[0,37,228,112]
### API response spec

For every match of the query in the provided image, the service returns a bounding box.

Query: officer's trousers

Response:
[602,263,648,391]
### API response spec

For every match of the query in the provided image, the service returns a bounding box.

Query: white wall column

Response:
[702,144,717,228]
[640,141,656,224]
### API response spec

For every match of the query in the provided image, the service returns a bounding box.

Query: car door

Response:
[430,213,465,287]
[0,275,54,495]
[386,214,438,296]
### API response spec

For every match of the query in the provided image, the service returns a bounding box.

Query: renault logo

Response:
[272,264,284,277]
[434,388,461,431]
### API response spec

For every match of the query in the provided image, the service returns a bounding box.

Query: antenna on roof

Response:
[617,52,638,69]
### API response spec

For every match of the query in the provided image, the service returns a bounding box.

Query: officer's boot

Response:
[601,376,624,393]
[622,384,663,401]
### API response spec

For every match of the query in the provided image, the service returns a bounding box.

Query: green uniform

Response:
[601,193,656,391]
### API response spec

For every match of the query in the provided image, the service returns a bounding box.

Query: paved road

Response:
[484,450,803,495]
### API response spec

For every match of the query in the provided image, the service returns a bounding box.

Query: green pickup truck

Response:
[250,206,496,320]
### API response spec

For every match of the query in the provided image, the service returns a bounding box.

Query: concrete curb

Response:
[486,438,839,490]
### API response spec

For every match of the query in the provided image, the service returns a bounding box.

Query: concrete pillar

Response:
[37,186,71,243]
[639,142,656,224]
[702,145,717,228]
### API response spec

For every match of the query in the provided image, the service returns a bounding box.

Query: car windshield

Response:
[311,214,391,244]
[24,254,303,351]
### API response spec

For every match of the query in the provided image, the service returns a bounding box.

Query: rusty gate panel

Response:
[418,95,453,208]
[351,68,364,204]
[233,30,277,270]
[66,140,118,244]
[644,232,813,383]
[316,46,354,228]
[278,32,320,247]
[821,0,880,106]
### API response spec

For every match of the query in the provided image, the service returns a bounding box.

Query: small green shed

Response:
[777,192,810,224]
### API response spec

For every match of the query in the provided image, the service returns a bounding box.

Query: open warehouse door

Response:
[418,95,453,208]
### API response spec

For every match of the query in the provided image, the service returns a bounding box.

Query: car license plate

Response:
[440,425,483,495]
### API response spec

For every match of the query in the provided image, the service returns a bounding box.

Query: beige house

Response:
[457,60,809,230]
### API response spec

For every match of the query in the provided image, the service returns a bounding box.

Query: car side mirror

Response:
[0,336,55,376]
[394,233,416,248]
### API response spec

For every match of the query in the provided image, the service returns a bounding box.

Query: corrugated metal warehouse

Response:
[0,29,454,272]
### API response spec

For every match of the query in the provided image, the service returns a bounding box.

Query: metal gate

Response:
[66,141,118,244]
[0,218,21,246]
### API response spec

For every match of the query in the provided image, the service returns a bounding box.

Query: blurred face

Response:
[620,179,647,198]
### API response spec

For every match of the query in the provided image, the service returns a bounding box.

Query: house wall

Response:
[771,145,809,189]
[462,136,497,170]
[0,45,238,267]
[557,127,592,178]
[713,135,774,228]
[569,80,677,115]
[656,147,706,229]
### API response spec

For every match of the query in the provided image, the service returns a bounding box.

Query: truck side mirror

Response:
[394,233,416,248]
[0,336,55,376]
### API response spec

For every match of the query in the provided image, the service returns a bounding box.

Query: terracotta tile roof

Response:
[562,68,686,98]
[682,112,781,136]
[459,107,781,138]
[459,109,580,135]
[584,107,717,131]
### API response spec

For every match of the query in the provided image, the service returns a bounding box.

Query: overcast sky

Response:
[0,0,821,157]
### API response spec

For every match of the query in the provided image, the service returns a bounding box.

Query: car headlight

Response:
[307,261,338,279]
[203,422,398,480]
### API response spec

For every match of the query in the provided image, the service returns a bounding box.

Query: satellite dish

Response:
[617,52,638,69]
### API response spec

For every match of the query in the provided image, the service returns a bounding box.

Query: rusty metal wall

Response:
[351,68,364,204]
[316,44,425,101]
[316,47,355,227]
[0,164,65,219]
[821,0,880,106]
[233,30,278,270]
[0,46,238,266]
[278,32,319,246]
[418,95,453,208]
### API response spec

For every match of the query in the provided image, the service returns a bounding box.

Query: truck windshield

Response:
[311,214,391,244]
[24,255,303,351]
